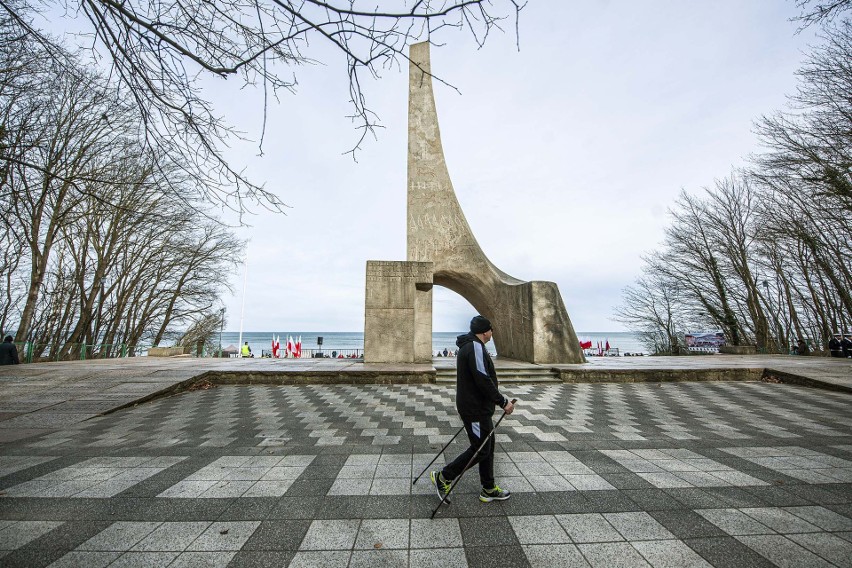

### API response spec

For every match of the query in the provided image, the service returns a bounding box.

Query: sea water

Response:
[218,331,647,356]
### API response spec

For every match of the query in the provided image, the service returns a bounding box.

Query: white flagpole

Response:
[237,254,249,357]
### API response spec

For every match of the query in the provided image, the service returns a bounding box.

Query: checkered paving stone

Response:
[158,455,315,498]
[720,447,852,484]
[4,456,187,497]
[329,450,613,496]
[0,521,64,558]
[600,448,769,488]
[22,382,850,450]
[0,382,849,567]
[0,455,57,477]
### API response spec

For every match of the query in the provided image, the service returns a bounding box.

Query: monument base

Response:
[363,261,433,364]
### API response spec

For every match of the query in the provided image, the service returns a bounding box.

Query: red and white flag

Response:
[296,336,302,358]
[286,335,294,357]
[272,335,280,358]
[605,339,610,352]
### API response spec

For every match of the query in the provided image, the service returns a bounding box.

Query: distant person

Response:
[0,335,19,365]
[436,351,442,357]
[443,348,449,357]
[829,333,843,358]
[796,338,810,356]
[843,334,852,358]
[331,350,337,358]
[241,342,252,358]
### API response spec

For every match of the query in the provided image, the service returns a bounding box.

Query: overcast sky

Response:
[57,1,820,333]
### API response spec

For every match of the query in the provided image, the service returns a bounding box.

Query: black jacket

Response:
[0,341,19,365]
[454,332,507,418]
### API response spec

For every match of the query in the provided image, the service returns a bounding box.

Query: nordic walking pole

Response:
[412,424,465,485]
[431,399,517,519]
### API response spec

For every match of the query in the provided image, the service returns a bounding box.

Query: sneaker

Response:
[480,484,511,502]
[430,470,452,504]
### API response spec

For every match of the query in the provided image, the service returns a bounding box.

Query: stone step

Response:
[435,368,560,384]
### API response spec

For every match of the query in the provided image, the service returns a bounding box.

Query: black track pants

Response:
[442,415,495,488]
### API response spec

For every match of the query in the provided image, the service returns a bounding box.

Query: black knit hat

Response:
[470,315,492,334]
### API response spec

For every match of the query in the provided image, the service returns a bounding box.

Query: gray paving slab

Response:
[783,505,852,531]
[556,513,624,543]
[410,518,463,549]
[298,519,360,550]
[46,550,122,568]
[735,534,836,568]
[288,550,351,567]
[578,541,652,567]
[0,379,849,567]
[169,550,238,567]
[409,547,467,568]
[631,539,713,567]
[508,515,571,544]
[109,551,180,567]
[523,543,591,567]
[786,532,852,567]
[129,521,209,551]
[358,520,410,551]
[0,520,63,550]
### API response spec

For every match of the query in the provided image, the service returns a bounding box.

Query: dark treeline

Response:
[0,15,242,359]
[617,6,852,355]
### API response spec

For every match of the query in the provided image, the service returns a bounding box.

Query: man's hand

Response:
[503,400,515,415]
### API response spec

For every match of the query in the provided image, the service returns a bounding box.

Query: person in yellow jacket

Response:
[241,342,252,358]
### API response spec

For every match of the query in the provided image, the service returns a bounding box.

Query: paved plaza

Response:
[0,359,851,567]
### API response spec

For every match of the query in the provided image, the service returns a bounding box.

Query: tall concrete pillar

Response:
[364,261,433,363]
[406,42,585,364]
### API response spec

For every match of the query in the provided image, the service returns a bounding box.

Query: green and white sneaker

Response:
[480,484,511,502]
[430,470,452,504]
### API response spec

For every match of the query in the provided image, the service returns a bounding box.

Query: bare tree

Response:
[1,24,246,358]
[793,0,851,29]
[614,266,686,354]
[1,0,525,213]
[178,311,227,357]
[619,7,852,355]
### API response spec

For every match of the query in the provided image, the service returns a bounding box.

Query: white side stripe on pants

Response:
[471,422,481,438]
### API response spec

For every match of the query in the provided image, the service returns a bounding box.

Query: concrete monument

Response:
[406,42,584,364]
[364,42,585,364]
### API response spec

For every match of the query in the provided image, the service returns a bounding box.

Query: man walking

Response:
[432,315,514,503]
[0,335,20,365]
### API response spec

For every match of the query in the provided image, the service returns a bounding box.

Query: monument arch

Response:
[406,42,584,364]
[364,42,584,365]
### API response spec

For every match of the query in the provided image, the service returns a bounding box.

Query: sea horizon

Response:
[216,330,647,355]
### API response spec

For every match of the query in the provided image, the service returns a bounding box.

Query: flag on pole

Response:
[286,335,294,357]
[296,336,302,358]
[272,335,280,358]
[605,339,610,352]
